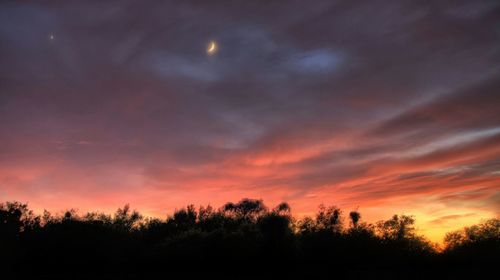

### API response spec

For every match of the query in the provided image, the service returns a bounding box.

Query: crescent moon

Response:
[207,41,217,54]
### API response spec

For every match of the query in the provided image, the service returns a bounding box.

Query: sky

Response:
[1,0,499,242]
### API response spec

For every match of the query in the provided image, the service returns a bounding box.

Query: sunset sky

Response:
[1,1,499,242]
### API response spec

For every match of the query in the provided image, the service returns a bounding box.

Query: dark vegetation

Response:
[1,199,498,279]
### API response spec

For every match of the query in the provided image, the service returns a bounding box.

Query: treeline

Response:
[0,199,498,278]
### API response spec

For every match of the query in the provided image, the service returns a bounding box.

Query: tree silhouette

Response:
[0,199,497,278]
[376,214,416,240]
[315,204,342,232]
[443,218,500,264]
[349,210,361,228]
[222,198,267,220]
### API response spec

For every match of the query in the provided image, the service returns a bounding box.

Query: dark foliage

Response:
[0,199,497,279]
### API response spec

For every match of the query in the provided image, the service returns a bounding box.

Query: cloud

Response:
[428,213,476,226]
[370,78,500,139]
[288,49,344,74]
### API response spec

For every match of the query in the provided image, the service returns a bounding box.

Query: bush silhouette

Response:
[443,218,500,264]
[0,199,498,278]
